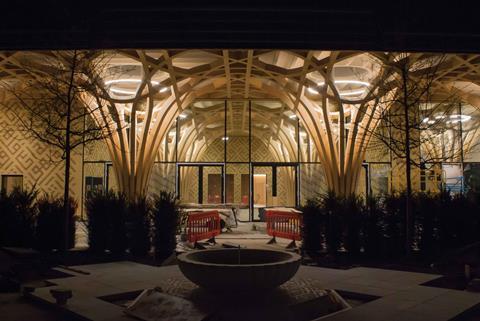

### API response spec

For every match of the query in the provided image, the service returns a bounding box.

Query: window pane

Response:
[462,104,480,162]
[1,175,23,194]
[179,166,199,204]
[178,101,225,162]
[370,163,391,195]
[148,162,176,195]
[300,163,327,204]
[226,101,249,162]
[251,100,297,162]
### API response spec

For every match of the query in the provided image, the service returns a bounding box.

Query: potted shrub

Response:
[127,197,151,257]
[321,191,343,255]
[301,198,324,257]
[414,192,440,257]
[36,195,77,251]
[108,192,128,256]
[343,194,363,257]
[85,190,110,254]
[86,190,128,256]
[362,196,385,258]
[383,192,407,258]
[0,186,38,248]
[151,191,180,261]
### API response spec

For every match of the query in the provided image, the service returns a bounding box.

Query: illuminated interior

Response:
[2,50,480,220]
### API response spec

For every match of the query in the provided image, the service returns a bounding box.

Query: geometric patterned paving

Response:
[29,261,480,321]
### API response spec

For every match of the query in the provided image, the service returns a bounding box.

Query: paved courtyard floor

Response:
[28,259,480,321]
[56,221,480,320]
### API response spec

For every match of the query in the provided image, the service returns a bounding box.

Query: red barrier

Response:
[265,210,302,248]
[186,210,221,244]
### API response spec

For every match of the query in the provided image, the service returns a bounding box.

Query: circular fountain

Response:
[177,248,301,291]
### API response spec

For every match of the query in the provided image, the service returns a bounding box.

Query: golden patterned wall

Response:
[0,104,82,208]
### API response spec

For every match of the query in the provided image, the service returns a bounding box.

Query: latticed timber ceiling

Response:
[2,49,480,196]
[2,50,480,105]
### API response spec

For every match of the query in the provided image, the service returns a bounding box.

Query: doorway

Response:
[177,163,224,204]
[176,162,299,221]
[251,163,298,221]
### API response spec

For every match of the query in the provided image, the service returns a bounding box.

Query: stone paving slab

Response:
[29,261,480,321]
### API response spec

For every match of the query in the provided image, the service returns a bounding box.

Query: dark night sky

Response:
[2,1,479,52]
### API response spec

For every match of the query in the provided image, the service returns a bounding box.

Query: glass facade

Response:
[156,99,313,221]
[420,103,480,194]
[82,100,480,219]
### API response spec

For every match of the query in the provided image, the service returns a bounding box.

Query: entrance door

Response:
[177,164,224,204]
[251,164,298,221]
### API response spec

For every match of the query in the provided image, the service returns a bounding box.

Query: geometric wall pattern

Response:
[0,104,81,204]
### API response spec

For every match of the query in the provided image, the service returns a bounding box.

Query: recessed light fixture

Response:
[222,136,229,141]
[178,113,188,119]
[289,114,297,119]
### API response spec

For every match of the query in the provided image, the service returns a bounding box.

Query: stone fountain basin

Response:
[177,249,301,291]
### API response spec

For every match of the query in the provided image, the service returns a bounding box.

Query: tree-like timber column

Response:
[291,55,389,196]
[87,89,193,199]
[84,51,196,200]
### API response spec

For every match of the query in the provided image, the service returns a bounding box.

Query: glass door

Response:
[177,164,224,205]
[251,164,298,221]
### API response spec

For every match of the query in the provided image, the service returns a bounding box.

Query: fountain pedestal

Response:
[177,249,301,291]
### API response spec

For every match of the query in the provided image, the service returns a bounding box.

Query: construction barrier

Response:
[265,210,302,248]
[186,210,221,244]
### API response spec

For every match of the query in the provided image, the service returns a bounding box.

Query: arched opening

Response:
[145,99,326,221]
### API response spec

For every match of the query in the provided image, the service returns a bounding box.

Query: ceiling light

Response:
[289,114,297,119]
[307,87,319,94]
[339,89,366,96]
[449,114,471,122]
[179,113,188,119]
[222,136,229,141]
[105,78,164,95]
[318,80,370,87]
[307,80,370,97]
[105,79,160,86]
[424,114,471,126]
[110,88,137,95]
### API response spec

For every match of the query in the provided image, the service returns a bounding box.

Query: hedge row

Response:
[0,187,76,251]
[85,190,180,261]
[301,191,480,259]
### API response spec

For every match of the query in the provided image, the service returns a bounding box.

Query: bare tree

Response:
[366,53,467,254]
[1,50,115,250]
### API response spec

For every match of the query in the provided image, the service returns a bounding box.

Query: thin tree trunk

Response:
[64,125,71,251]
[402,64,412,255]
[64,51,77,251]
